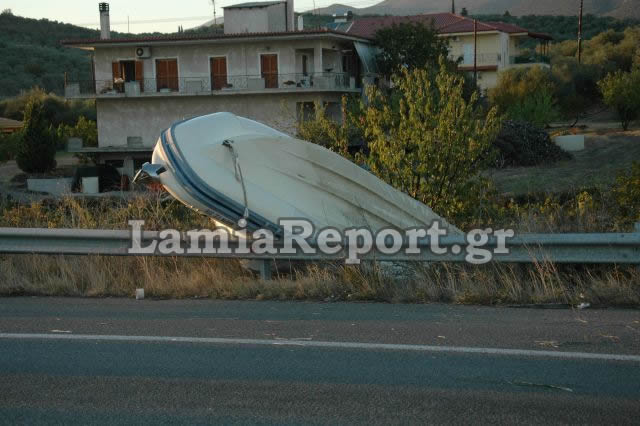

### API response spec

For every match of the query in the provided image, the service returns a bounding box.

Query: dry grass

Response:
[488,130,640,196]
[0,194,638,306]
[0,254,638,307]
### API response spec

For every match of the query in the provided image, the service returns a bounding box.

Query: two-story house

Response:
[333,12,553,91]
[62,1,374,177]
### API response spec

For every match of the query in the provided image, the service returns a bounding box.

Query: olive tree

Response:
[357,60,502,221]
[598,69,640,130]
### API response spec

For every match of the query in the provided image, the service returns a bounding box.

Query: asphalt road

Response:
[0,298,639,425]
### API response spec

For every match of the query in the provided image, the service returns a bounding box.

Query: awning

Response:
[354,42,380,74]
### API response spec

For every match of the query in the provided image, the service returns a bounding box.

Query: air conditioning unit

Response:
[135,46,151,58]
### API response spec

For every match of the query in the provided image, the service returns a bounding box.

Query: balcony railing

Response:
[64,73,357,98]
[509,54,551,65]
[453,53,501,67]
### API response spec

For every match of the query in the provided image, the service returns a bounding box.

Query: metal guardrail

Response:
[64,73,356,98]
[0,227,638,279]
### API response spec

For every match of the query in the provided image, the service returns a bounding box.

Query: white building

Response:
[334,12,552,92]
[63,2,373,177]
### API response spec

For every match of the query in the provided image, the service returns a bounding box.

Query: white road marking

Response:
[1,333,639,362]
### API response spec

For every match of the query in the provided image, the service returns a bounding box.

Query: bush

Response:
[551,58,602,121]
[56,115,98,148]
[16,98,56,174]
[356,60,502,224]
[489,66,558,127]
[492,120,572,168]
[613,162,640,227]
[0,88,96,127]
[598,69,640,130]
[0,131,21,163]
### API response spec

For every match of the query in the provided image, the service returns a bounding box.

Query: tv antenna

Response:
[210,0,217,26]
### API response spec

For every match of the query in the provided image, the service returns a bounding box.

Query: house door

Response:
[463,44,474,65]
[260,54,278,89]
[210,57,227,90]
[156,59,179,92]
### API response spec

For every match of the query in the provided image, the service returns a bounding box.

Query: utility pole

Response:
[578,0,583,64]
[452,0,455,14]
[474,19,478,85]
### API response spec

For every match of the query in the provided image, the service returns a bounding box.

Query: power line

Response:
[76,15,214,27]
[578,0,584,64]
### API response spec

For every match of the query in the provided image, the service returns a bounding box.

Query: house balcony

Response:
[507,53,551,69]
[455,53,501,72]
[64,73,360,100]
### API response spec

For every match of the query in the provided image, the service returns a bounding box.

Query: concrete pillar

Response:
[314,44,323,75]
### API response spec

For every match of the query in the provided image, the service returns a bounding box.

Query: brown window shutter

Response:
[155,59,167,91]
[211,57,227,90]
[261,54,278,88]
[112,62,121,80]
[168,59,178,91]
[135,61,144,92]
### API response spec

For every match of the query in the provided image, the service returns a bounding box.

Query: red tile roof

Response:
[346,13,552,40]
[61,28,371,46]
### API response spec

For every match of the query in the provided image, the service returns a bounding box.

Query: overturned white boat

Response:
[140,112,459,236]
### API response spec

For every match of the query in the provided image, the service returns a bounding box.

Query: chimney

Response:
[99,3,110,40]
[286,0,294,32]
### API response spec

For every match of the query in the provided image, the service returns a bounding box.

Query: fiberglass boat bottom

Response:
[143,112,461,237]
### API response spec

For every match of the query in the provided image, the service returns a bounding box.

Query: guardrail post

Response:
[633,222,640,272]
[259,259,272,281]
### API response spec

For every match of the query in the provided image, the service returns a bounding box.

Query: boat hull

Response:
[150,112,460,236]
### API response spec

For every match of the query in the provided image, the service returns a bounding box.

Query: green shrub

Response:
[56,115,98,148]
[0,131,21,163]
[16,98,56,174]
[598,69,640,130]
[613,162,640,227]
[0,88,96,127]
[489,66,559,127]
[356,60,502,225]
[492,120,572,168]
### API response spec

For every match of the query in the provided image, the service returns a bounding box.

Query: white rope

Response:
[223,140,249,228]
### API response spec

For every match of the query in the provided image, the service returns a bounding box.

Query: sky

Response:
[2,0,381,33]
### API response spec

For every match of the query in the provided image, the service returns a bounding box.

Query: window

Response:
[297,102,315,122]
[260,54,278,89]
[112,60,144,93]
[302,55,308,76]
[155,59,179,92]
[210,57,228,90]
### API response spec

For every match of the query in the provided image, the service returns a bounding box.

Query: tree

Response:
[373,22,450,78]
[598,69,640,130]
[460,8,469,16]
[489,66,558,127]
[503,10,511,17]
[16,98,56,173]
[355,59,502,222]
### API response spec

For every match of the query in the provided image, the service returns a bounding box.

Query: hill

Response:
[0,10,205,98]
[0,11,100,98]
[313,0,640,19]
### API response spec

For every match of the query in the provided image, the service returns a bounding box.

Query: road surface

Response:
[0,298,638,424]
